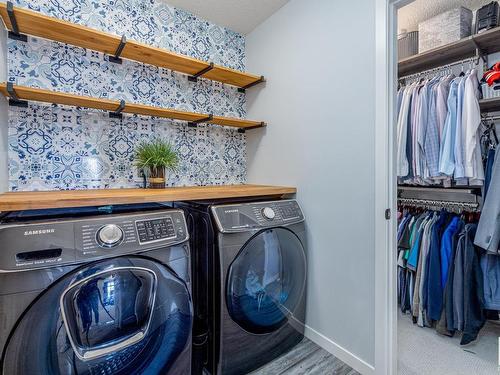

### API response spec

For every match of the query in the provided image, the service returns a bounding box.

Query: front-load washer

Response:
[176,199,307,375]
[0,204,193,375]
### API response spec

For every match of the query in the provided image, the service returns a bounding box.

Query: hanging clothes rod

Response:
[397,198,480,212]
[398,186,481,203]
[482,114,500,122]
[398,56,478,82]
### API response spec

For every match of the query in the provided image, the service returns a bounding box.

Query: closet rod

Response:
[482,114,500,121]
[397,198,480,212]
[398,186,480,204]
[398,56,478,82]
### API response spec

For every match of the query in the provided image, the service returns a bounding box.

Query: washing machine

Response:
[176,199,307,375]
[0,204,193,375]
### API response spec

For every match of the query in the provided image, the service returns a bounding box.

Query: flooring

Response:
[398,311,500,375]
[249,338,359,375]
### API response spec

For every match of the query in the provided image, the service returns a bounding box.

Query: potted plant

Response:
[134,139,179,189]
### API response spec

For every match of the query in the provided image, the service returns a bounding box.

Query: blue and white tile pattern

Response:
[7,0,247,191]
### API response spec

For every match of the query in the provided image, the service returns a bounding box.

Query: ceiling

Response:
[164,0,290,34]
[398,0,493,33]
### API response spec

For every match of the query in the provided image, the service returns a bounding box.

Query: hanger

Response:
[459,61,466,77]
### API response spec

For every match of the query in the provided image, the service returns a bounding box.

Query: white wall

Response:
[0,26,8,193]
[246,0,377,372]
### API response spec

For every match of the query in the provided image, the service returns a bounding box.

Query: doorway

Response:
[377,0,500,374]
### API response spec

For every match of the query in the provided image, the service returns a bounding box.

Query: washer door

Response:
[226,228,306,334]
[2,257,192,375]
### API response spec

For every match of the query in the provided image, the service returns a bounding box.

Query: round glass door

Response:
[226,228,306,334]
[2,257,193,375]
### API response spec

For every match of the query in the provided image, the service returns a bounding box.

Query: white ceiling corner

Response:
[163,0,290,34]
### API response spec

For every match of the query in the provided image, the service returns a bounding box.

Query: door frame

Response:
[374,1,414,374]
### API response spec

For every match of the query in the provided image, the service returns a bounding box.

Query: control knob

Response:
[96,224,123,248]
[262,207,276,220]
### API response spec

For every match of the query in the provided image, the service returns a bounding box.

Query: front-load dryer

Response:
[0,205,193,375]
[177,199,307,375]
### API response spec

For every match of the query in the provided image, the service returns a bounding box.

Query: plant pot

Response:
[148,166,166,189]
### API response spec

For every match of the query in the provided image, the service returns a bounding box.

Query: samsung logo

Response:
[24,229,55,236]
[224,209,239,214]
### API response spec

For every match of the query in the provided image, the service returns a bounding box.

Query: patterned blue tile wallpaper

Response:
[7,0,247,191]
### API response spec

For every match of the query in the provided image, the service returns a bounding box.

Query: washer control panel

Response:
[136,217,176,244]
[211,199,304,233]
[0,209,188,271]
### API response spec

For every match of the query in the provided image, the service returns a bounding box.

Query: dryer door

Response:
[226,228,306,334]
[2,257,192,375]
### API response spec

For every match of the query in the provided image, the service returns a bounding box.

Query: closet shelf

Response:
[0,83,266,130]
[0,3,264,89]
[0,185,297,211]
[479,97,500,113]
[399,26,500,76]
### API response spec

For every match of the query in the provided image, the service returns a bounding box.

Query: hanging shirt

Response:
[462,69,484,185]
[439,79,459,177]
[397,84,413,177]
[415,82,430,182]
[424,80,441,178]
[436,75,454,141]
[453,76,467,183]
[411,84,423,181]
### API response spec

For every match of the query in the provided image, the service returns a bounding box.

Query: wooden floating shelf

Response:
[0,83,266,130]
[0,185,297,211]
[399,26,500,76]
[0,3,264,89]
[479,97,500,113]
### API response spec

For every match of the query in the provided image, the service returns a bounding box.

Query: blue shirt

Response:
[440,216,460,289]
[407,217,427,271]
[424,80,441,177]
[439,79,459,176]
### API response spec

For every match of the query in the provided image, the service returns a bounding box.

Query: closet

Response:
[396,1,500,374]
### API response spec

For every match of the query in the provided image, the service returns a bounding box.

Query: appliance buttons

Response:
[96,224,124,248]
[136,218,176,243]
[262,207,276,220]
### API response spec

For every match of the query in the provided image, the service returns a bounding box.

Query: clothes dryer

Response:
[177,199,307,375]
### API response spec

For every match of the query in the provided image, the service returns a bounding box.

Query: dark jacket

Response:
[426,211,448,321]
[461,224,486,345]
[437,219,465,336]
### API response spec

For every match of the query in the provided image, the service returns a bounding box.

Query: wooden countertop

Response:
[0,185,297,212]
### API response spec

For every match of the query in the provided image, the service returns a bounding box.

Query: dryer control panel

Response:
[211,199,304,233]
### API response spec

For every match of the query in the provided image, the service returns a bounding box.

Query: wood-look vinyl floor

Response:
[249,338,360,375]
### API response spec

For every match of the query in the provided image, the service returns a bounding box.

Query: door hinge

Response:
[385,208,391,220]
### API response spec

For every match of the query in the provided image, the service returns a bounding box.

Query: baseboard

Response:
[304,325,375,375]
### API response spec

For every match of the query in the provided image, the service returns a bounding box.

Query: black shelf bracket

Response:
[109,99,125,118]
[109,35,127,64]
[7,2,27,42]
[6,82,28,107]
[188,63,214,82]
[237,122,266,133]
[188,114,213,127]
[237,76,265,93]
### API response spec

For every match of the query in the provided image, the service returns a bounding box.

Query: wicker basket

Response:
[398,31,419,59]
